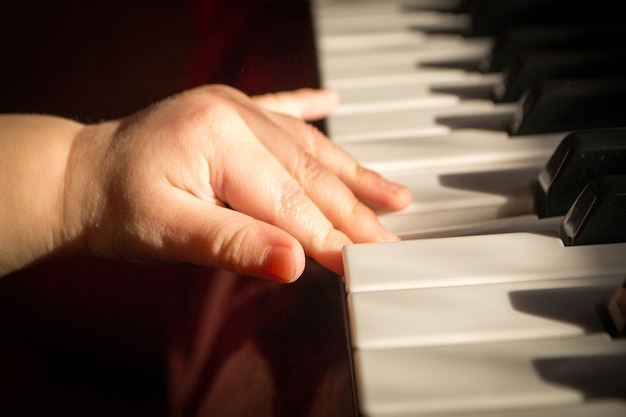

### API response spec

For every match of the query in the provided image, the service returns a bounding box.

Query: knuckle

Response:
[349,162,383,189]
[300,122,326,155]
[221,227,250,268]
[177,85,246,124]
[334,186,371,226]
[210,222,253,270]
[297,151,328,185]
[198,84,240,100]
[348,199,376,225]
[277,179,309,220]
[313,225,340,251]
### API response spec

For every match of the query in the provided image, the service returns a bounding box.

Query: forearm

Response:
[0,114,84,276]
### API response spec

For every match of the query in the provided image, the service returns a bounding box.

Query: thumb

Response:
[252,88,339,120]
[157,194,306,282]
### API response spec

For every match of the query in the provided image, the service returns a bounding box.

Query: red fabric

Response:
[185,0,321,94]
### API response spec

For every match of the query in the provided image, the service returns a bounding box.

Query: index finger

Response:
[251,88,340,120]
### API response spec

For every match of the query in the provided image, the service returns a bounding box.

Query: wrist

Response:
[0,114,85,275]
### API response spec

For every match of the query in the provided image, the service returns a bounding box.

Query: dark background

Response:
[0,0,320,121]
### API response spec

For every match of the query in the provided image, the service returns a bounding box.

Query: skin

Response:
[0,85,411,282]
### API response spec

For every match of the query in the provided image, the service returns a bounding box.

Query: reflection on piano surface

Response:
[312,0,626,416]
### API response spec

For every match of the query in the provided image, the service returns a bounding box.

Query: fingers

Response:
[306,128,413,212]
[205,109,353,275]
[249,109,413,214]
[251,88,340,120]
[244,120,400,246]
[214,85,410,248]
[158,192,306,283]
[248,88,411,213]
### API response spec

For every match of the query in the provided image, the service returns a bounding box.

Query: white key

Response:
[327,67,493,91]
[313,0,421,20]
[355,334,626,416]
[340,130,564,172]
[377,161,541,234]
[319,34,489,65]
[349,275,624,349]
[342,232,626,293]
[328,101,518,142]
[313,0,462,20]
[313,0,469,38]
[400,401,626,417]
[396,213,564,240]
[322,64,474,84]
[317,10,469,36]
[334,89,462,116]
[330,72,500,114]
[318,30,428,54]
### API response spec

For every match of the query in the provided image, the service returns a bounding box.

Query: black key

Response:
[410,0,562,36]
[463,0,624,37]
[495,49,626,103]
[483,23,626,73]
[466,0,565,37]
[510,78,626,136]
[598,279,626,338]
[560,175,626,246]
[403,0,468,13]
[535,128,626,218]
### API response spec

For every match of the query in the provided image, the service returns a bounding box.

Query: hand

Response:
[0,85,411,281]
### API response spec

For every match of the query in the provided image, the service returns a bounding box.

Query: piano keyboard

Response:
[310,0,626,416]
[313,0,626,239]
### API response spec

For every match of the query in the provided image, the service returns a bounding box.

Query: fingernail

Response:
[387,180,411,196]
[262,245,301,283]
[377,223,401,242]
[385,180,412,209]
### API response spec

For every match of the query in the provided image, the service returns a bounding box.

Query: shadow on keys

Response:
[437,165,541,217]
[511,280,626,403]
[509,285,617,335]
[533,353,626,400]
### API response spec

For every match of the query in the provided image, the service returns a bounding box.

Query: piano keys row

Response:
[343,232,626,416]
[310,0,626,416]
[313,0,626,239]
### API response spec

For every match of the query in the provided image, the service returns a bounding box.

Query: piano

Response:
[311,0,626,416]
[1,0,625,416]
